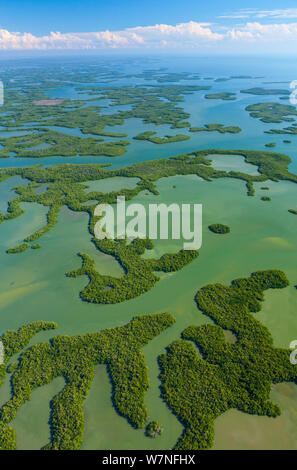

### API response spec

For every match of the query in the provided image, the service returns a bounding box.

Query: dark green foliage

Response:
[67,238,198,304]
[0,321,57,360]
[266,124,297,135]
[133,131,190,144]
[0,70,212,159]
[246,102,297,123]
[0,147,296,260]
[159,270,296,450]
[0,148,296,304]
[6,362,18,374]
[261,196,271,201]
[6,243,29,254]
[0,129,130,159]
[205,92,236,101]
[189,124,241,134]
[0,423,16,450]
[265,142,276,148]
[31,243,42,249]
[0,313,175,450]
[0,320,58,451]
[208,223,230,234]
[146,420,163,438]
[241,88,290,96]
[288,209,297,215]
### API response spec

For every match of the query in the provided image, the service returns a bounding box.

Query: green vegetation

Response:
[260,187,269,190]
[0,147,296,262]
[74,84,209,130]
[288,209,297,215]
[0,319,58,451]
[159,270,297,450]
[0,148,296,303]
[0,71,213,159]
[246,102,297,123]
[265,124,297,135]
[208,223,230,234]
[265,142,276,148]
[6,243,29,254]
[0,313,175,450]
[283,140,292,143]
[205,92,236,101]
[189,124,241,134]
[67,238,198,304]
[6,362,18,374]
[0,129,130,159]
[133,131,190,144]
[146,421,163,438]
[241,88,290,96]
[31,243,42,249]
[261,196,271,201]
[126,70,202,83]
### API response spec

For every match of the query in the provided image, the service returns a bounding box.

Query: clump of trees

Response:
[205,92,236,101]
[159,270,296,450]
[288,208,297,215]
[0,313,175,450]
[7,243,29,254]
[67,238,198,304]
[208,224,230,234]
[133,131,190,144]
[265,142,276,148]
[190,124,241,134]
[146,420,163,438]
[246,102,297,123]
[0,146,296,261]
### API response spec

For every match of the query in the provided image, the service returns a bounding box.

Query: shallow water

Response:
[206,154,260,175]
[0,57,296,450]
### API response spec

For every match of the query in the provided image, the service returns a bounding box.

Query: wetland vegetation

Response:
[189,124,241,134]
[205,92,236,101]
[67,238,198,304]
[0,313,175,450]
[159,270,297,450]
[0,147,296,306]
[146,421,163,438]
[241,87,290,96]
[133,131,190,144]
[208,224,230,234]
[246,102,297,123]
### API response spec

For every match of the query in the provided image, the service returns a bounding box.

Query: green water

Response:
[206,154,260,175]
[0,166,296,449]
[0,58,297,449]
[84,176,140,193]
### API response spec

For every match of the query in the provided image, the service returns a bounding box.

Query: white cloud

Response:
[220,8,297,19]
[1,19,297,52]
[228,22,297,42]
[0,22,223,50]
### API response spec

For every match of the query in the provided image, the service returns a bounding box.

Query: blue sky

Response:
[1,1,297,54]
[2,0,297,33]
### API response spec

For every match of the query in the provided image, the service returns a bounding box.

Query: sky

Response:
[1,1,297,55]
